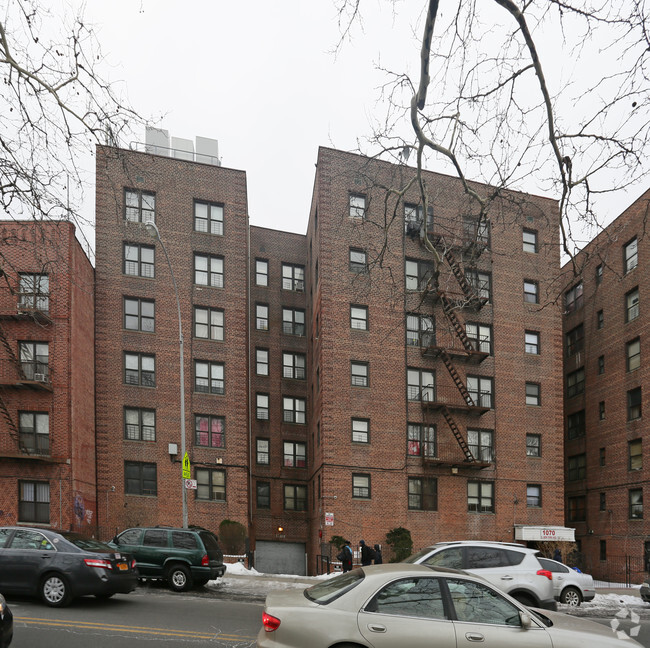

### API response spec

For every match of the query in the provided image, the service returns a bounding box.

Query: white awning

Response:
[514,525,575,542]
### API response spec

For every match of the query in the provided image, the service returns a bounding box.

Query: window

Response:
[256,481,270,509]
[125,189,155,222]
[282,263,305,291]
[467,375,494,408]
[568,454,586,481]
[565,325,584,357]
[466,270,491,301]
[525,382,541,406]
[599,401,605,420]
[256,394,269,420]
[18,481,49,523]
[629,439,642,471]
[351,305,368,330]
[467,429,493,462]
[196,468,225,501]
[194,254,224,287]
[124,352,155,387]
[124,408,155,442]
[255,259,269,286]
[256,438,269,464]
[283,397,306,424]
[630,488,643,519]
[284,484,307,510]
[525,331,540,355]
[20,341,49,380]
[523,280,539,304]
[125,461,157,495]
[283,352,306,380]
[527,484,542,507]
[124,297,154,332]
[256,348,269,376]
[194,306,224,341]
[600,492,606,511]
[597,309,604,329]
[18,273,49,311]
[408,368,435,401]
[194,415,225,448]
[526,434,541,457]
[408,478,438,511]
[466,323,492,354]
[565,282,583,313]
[523,229,537,253]
[628,386,642,420]
[627,338,641,372]
[123,243,154,278]
[407,313,435,347]
[405,259,434,291]
[18,412,49,454]
[624,237,638,273]
[600,447,606,466]
[352,473,370,499]
[349,248,367,273]
[567,410,585,439]
[351,361,369,387]
[464,216,489,247]
[595,263,603,284]
[566,368,585,398]
[194,361,225,394]
[467,481,494,513]
[404,203,423,233]
[599,540,607,561]
[568,496,586,522]
[407,423,437,458]
[349,193,366,218]
[256,303,269,330]
[194,200,223,235]
[626,287,639,322]
[352,418,370,443]
[281,308,306,337]
[283,441,306,468]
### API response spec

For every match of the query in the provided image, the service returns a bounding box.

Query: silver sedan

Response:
[257,564,640,648]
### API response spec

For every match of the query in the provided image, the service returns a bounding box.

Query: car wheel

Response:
[512,593,535,607]
[40,573,71,607]
[561,586,582,607]
[167,564,193,592]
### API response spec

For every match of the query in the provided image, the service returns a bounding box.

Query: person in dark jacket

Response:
[341,540,353,572]
[373,544,383,564]
[360,539,374,566]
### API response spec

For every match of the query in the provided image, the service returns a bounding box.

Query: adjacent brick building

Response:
[0,221,95,532]
[563,188,650,581]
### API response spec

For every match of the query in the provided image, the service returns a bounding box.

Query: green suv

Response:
[111,526,226,591]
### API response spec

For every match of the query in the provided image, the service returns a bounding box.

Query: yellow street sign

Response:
[182,452,191,479]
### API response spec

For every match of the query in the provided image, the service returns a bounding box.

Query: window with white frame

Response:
[124,297,155,332]
[523,280,539,304]
[467,481,494,512]
[124,408,155,442]
[19,412,49,454]
[466,323,492,354]
[408,478,437,510]
[352,418,369,443]
[525,330,540,355]
[194,415,225,448]
[351,305,368,330]
[464,216,489,246]
[18,273,49,311]
[256,303,269,330]
[405,259,435,292]
[256,348,269,376]
[626,287,640,322]
[196,468,225,501]
[406,313,435,347]
[123,243,154,278]
[256,393,269,420]
[349,194,366,218]
[467,429,493,462]
[351,361,369,387]
[466,270,491,301]
[283,441,306,468]
[407,423,437,458]
[282,263,305,291]
[125,189,155,223]
[352,473,370,499]
[283,397,306,424]
[282,308,305,336]
[255,259,269,286]
[284,484,307,510]
[627,338,641,372]
[624,237,638,273]
[124,352,155,387]
[18,480,50,523]
[125,461,157,495]
[19,341,49,380]
[194,200,224,235]
[283,352,306,380]
[256,438,269,464]
[629,488,643,519]
[407,368,435,401]
[467,375,493,408]
[194,306,224,340]
[194,361,225,394]
[194,254,224,287]
[526,434,541,457]
[349,248,367,273]
[527,484,542,507]
[523,229,537,253]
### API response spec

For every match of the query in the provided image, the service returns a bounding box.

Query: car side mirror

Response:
[519,611,531,629]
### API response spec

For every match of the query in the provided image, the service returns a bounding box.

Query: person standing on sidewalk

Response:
[373,544,383,564]
[339,540,353,572]
[360,540,374,566]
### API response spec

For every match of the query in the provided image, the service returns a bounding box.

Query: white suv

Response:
[403,540,556,610]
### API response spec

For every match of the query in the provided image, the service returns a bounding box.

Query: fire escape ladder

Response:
[444,248,479,304]
[0,391,20,445]
[0,321,24,378]
[439,291,474,353]
[439,349,475,407]
[440,405,476,463]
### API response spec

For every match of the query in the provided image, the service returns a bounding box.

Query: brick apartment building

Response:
[0,221,95,532]
[94,137,566,574]
[563,188,650,581]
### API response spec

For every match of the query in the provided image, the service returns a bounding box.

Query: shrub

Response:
[385,527,413,562]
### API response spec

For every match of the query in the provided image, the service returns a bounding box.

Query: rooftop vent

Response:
[144,127,221,166]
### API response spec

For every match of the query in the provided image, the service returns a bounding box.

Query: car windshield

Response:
[304,569,364,604]
[402,547,436,564]
[59,532,114,552]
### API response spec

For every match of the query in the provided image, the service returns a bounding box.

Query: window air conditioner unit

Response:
[33,373,48,382]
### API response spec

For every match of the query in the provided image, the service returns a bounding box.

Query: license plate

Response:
[117,563,128,571]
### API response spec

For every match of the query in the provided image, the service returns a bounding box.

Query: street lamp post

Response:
[145,221,188,529]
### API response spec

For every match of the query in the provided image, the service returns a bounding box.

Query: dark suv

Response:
[111,526,225,591]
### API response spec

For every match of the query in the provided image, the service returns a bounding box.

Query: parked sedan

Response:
[258,564,641,648]
[0,594,12,648]
[538,557,595,606]
[0,526,138,607]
